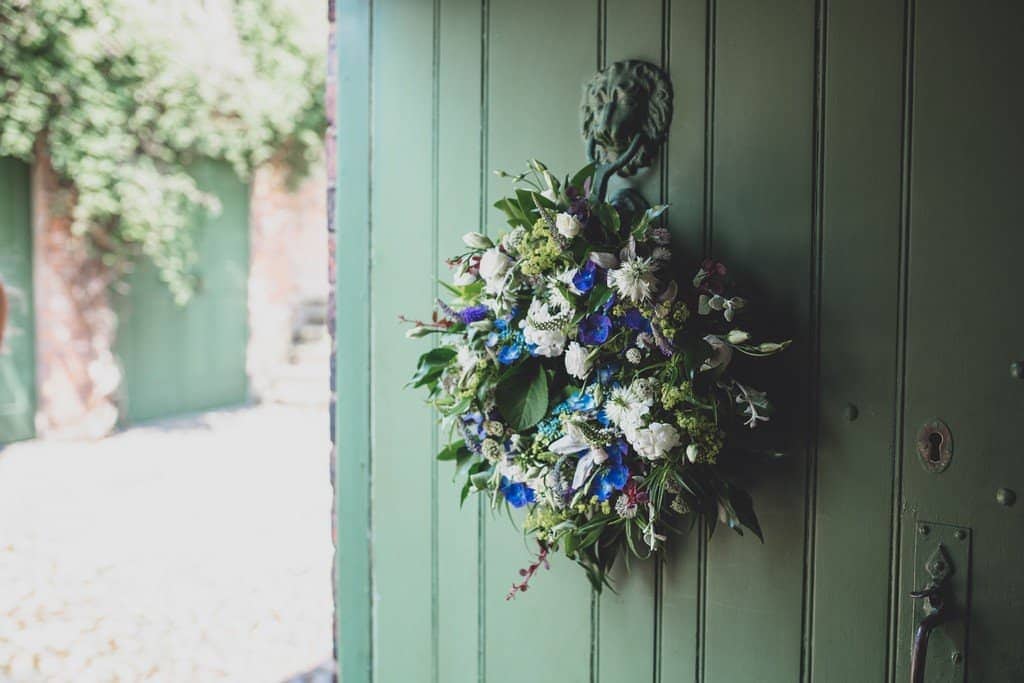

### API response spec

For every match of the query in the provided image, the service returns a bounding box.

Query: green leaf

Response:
[570,162,597,191]
[727,485,764,542]
[409,346,456,387]
[494,361,549,430]
[436,439,467,461]
[586,284,614,314]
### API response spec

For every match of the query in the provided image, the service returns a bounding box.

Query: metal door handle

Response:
[910,583,946,683]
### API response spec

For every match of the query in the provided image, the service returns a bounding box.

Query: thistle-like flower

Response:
[608,255,658,304]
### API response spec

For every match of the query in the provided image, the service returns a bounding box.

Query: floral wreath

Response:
[405,160,789,596]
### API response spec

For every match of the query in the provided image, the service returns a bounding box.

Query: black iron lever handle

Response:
[910,588,945,683]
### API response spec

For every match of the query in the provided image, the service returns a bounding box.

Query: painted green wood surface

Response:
[894,2,1024,680]
[334,1,1024,681]
[0,158,35,444]
[115,161,249,423]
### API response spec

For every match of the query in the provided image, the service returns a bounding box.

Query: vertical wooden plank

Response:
[597,2,662,681]
[809,1,904,680]
[436,1,482,681]
[0,158,35,443]
[702,1,816,681]
[659,0,708,678]
[369,0,438,680]
[895,2,1024,679]
[334,0,373,680]
[483,2,598,682]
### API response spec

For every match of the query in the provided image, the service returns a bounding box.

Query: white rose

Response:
[564,341,592,380]
[630,422,681,460]
[478,248,512,293]
[555,212,582,239]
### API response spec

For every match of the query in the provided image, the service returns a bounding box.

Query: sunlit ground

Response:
[0,346,333,682]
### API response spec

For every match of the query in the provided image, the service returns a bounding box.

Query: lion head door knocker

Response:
[581,59,674,215]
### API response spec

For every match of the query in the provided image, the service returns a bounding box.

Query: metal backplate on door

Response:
[911,521,972,682]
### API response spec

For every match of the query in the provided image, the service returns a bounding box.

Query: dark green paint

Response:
[334,1,1024,680]
[115,161,249,423]
[0,158,35,444]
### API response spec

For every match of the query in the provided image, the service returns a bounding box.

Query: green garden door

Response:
[334,1,1024,681]
[0,158,35,444]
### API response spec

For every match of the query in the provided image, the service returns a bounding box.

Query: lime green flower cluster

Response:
[674,412,724,464]
[518,219,568,276]
[661,382,696,410]
[525,507,571,542]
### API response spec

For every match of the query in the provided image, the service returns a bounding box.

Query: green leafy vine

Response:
[0,0,326,303]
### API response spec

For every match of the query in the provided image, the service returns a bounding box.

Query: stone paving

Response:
[0,402,334,682]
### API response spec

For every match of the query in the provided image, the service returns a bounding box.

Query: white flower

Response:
[522,297,570,357]
[608,256,658,303]
[652,246,672,263]
[478,248,512,293]
[686,444,700,463]
[571,447,608,490]
[642,517,667,551]
[726,329,750,344]
[462,232,493,249]
[555,212,582,238]
[625,348,642,365]
[564,341,592,380]
[588,251,619,269]
[700,294,746,322]
[456,345,478,373]
[700,334,733,372]
[524,327,566,357]
[453,264,478,286]
[604,385,650,431]
[629,422,681,460]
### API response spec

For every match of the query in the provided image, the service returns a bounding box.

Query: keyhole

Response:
[927,432,943,463]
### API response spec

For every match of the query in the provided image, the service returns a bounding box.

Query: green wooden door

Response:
[0,158,35,444]
[116,161,249,423]
[334,1,1024,681]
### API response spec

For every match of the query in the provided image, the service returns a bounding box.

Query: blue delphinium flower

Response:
[500,477,536,508]
[623,308,652,333]
[572,260,599,294]
[578,313,612,345]
[460,412,486,453]
[458,304,490,324]
[497,342,523,365]
[592,440,630,501]
[565,391,595,412]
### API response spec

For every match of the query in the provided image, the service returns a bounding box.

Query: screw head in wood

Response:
[996,488,1017,507]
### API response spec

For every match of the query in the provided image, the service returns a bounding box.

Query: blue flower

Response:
[578,313,612,345]
[596,363,620,386]
[572,260,598,294]
[623,308,652,333]
[596,408,611,427]
[459,304,490,324]
[592,439,630,501]
[565,391,595,412]
[497,343,523,365]
[593,464,629,501]
[500,477,536,508]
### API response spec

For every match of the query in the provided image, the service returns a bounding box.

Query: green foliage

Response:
[0,0,326,303]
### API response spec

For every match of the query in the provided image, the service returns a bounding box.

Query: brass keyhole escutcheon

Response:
[916,419,953,473]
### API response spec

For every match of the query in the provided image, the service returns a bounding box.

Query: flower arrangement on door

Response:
[404,60,789,595]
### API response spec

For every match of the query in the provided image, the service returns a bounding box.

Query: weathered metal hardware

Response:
[910,544,953,683]
[916,419,953,473]
[996,488,1016,506]
[580,59,673,213]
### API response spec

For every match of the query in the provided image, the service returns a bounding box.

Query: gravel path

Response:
[0,404,334,682]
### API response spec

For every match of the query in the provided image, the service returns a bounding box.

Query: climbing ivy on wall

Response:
[0,0,325,303]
